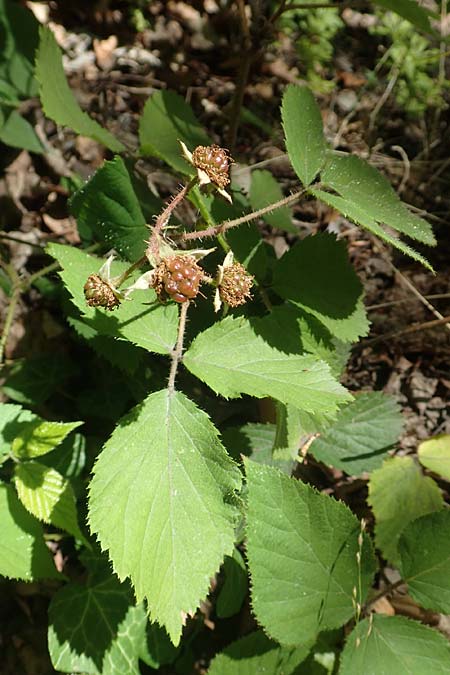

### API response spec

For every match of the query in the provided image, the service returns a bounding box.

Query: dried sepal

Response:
[122,270,155,298]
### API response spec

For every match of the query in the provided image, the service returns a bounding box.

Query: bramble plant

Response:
[1,11,450,675]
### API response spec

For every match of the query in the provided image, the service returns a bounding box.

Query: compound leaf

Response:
[245,460,376,646]
[139,90,210,173]
[273,233,369,342]
[418,434,450,481]
[310,188,433,270]
[47,244,178,355]
[0,482,59,580]
[88,389,242,645]
[399,510,450,614]
[208,630,312,675]
[48,576,147,675]
[281,85,327,186]
[368,456,443,563]
[249,169,295,232]
[70,156,149,260]
[14,461,85,541]
[184,315,351,415]
[0,110,44,153]
[12,418,82,459]
[216,548,248,619]
[319,154,435,247]
[339,615,450,675]
[309,392,403,475]
[36,27,124,152]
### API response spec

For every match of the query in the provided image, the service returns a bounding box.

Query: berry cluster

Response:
[218,262,253,308]
[192,145,231,189]
[84,274,120,311]
[153,255,204,303]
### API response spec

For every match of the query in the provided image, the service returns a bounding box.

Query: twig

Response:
[277,2,348,10]
[369,67,399,132]
[226,0,254,150]
[181,188,306,242]
[0,234,45,249]
[357,314,450,348]
[387,260,450,332]
[168,301,190,394]
[366,293,450,311]
[147,177,198,262]
[390,145,410,194]
[0,264,21,366]
[364,579,404,613]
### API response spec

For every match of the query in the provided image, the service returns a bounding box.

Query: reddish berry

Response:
[152,255,204,303]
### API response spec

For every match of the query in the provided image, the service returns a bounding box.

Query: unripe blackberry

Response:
[218,262,253,308]
[84,274,120,310]
[153,255,204,303]
[191,145,231,189]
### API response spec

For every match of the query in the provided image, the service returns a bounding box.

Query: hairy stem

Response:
[148,176,198,262]
[168,300,190,394]
[181,188,306,241]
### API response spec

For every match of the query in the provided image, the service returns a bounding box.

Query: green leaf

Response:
[139,621,179,669]
[399,510,450,614]
[139,90,210,173]
[222,422,294,472]
[69,156,149,260]
[0,110,44,153]
[3,354,75,405]
[273,402,304,455]
[47,243,178,355]
[0,482,59,580]
[88,389,242,645]
[309,392,403,475]
[48,576,147,674]
[339,615,450,675]
[310,188,433,270]
[373,0,432,32]
[245,460,376,646]
[216,548,248,619]
[69,316,145,374]
[35,27,124,153]
[0,402,26,459]
[0,0,39,97]
[14,461,85,541]
[319,154,435,246]
[184,315,352,415]
[11,419,82,459]
[208,631,312,675]
[41,432,86,479]
[418,434,450,481]
[272,233,369,342]
[249,169,296,232]
[368,456,443,563]
[281,85,327,186]
[256,304,350,378]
